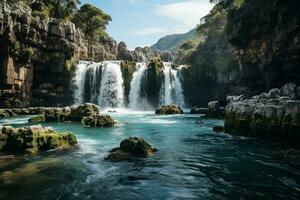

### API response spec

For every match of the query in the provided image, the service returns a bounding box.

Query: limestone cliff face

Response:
[228,0,300,90]
[0,1,88,107]
[0,1,175,108]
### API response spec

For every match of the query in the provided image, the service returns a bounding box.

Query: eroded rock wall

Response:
[0,1,88,107]
[228,0,300,90]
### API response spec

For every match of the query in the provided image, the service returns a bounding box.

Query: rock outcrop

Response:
[117,42,176,62]
[81,114,115,128]
[0,1,88,108]
[155,105,183,115]
[225,83,300,144]
[227,0,300,90]
[0,125,77,154]
[106,137,157,162]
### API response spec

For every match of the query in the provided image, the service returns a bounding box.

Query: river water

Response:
[0,112,299,199]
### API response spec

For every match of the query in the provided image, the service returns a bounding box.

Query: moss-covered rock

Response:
[140,59,164,108]
[0,125,77,154]
[28,115,46,123]
[120,61,136,105]
[81,114,115,128]
[106,137,157,162]
[155,105,183,115]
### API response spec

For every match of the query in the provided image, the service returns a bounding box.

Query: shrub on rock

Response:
[155,105,183,115]
[0,125,77,154]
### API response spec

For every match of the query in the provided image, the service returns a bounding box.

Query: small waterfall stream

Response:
[128,62,147,110]
[160,62,186,108]
[73,61,186,109]
[98,62,124,108]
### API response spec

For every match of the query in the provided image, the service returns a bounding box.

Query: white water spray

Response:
[128,62,147,109]
[73,61,92,104]
[160,62,186,108]
[98,62,124,108]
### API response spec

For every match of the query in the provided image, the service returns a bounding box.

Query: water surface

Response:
[0,112,299,199]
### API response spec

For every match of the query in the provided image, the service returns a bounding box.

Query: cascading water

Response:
[73,61,124,108]
[98,62,124,108]
[160,62,186,108]
[128,62,147,110]
[73,61,92,104]
[73,61,186,110]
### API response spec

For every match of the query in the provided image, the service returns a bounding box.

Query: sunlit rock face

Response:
[225,83,300,144]
[0,1,88,108]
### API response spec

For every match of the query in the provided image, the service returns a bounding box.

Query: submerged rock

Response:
[155,105,183,115]
[190,107,209,114]
[0,125,77,154]
[106,137,157,162]
[28,115,46,123]
[213,126,225,133]
[81,114,115,128]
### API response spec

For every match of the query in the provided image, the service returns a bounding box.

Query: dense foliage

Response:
[72,4,112,40]
[12,0,112,41]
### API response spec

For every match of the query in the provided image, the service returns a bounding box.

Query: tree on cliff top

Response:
[72,4,112,41]
[43,0,81,19]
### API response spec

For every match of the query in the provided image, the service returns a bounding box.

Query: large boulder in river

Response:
[81,114,115,128]
[156,105,183,115]
[68,103,100,121]
[0,125,77,154]
[106,137,157,162]
[45,103,100,122]
[28,115,46,123]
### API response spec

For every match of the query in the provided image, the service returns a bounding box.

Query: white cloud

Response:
[131,27,168,36]
[154,0,213,33]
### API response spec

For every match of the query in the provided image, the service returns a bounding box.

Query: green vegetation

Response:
[151,28,198,51]
[12,1,112,41]
[72,4,112,40]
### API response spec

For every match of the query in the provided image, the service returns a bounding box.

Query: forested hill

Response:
[151,28,197,51]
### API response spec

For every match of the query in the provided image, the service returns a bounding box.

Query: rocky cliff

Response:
[177,5,241,107]
[0,1,88,107]
[0,1,174,108]
[227,0,300,90]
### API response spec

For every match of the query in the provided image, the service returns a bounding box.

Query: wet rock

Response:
[284,150,300,169]
[28,115,45,123]
[190,107,208,114]
[81,114,115,128]
[213,126,225,133]
[280,83,297,99]
[203,101,225,119]
[155,105,183,115]
[0,125,77,154]
[106,137,157,162]
[68,103,100,121]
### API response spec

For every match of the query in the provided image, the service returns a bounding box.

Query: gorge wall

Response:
[0,1,174,108]
[227,0,300,92]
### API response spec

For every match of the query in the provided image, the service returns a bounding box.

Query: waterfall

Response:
[160,62,186,108]
[98,62,124,108]
[73,61,186,109]
[73,61,124,108]
[73,61,92,104]
[128,63,148,110]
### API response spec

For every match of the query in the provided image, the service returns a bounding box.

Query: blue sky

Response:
[81,0,213,49]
